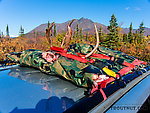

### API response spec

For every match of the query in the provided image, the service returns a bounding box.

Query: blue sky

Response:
[0,0,150,37]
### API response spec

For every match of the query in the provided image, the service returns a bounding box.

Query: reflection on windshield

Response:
[8,66,86,101]
[10,96,75,113]
[6,66,87,112]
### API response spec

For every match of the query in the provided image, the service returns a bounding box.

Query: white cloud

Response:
[125,7,130,10]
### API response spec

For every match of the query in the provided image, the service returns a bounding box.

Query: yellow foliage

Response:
[0,32,150,63]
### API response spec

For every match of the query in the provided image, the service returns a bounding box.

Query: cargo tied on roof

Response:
[6,22,150,102]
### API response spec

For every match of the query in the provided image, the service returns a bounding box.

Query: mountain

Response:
[26,17,150,37]
[122,28,150,36]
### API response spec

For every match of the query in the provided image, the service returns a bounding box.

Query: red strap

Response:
[142,62,147,65]
[123,61,135,68]
[91,85,99,94]
[51,46,145,67]
[51,46,67,53]
[51,46,94,63]
[76,53,111,60]
[100,88,107,101]
[89,53,136,68]
[131,59,147,66]
[118,66,134,76]
[59,52,94,63]
[52,46,146,66]
[138,60,147,65]
[91,84,107,101]
[90,54,110,60]
[91,77,115,101]
[100,77,115,88]
[90,53,146,68]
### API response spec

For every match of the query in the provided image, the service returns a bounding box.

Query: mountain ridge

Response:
[27,17,150,37]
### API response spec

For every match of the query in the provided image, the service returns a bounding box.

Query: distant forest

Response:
[0,14,150,66]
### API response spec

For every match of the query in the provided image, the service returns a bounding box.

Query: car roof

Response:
[0,65,86,113]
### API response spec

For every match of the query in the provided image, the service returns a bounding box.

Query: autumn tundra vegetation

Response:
[0,14,150,66]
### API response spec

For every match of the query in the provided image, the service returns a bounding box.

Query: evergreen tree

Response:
[76,24,79,38]
[19,25,24,37]
[0,30,1,38]
[123,34,128,43]
[86,33,88,41]
[48,21,50,28]
[79,28,83,39]
[128,23,133,43]
[35,30,38,45]
[33,30,36,38]
[46,21,51,37]
[36,30,39,38]
[53,24,57,37]
[99,26,103,45]
[134,30,139,44]
[138,22,145,43]
[104,14,119,49]
[73,31,76,41]
[138,22,145,35]
[6,24,9,38]
[1,32,4,38]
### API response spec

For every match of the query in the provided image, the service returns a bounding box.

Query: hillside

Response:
[25,17,150,37]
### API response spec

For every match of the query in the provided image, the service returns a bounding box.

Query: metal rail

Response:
[0,65,18,71]
[90,70,150,113]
